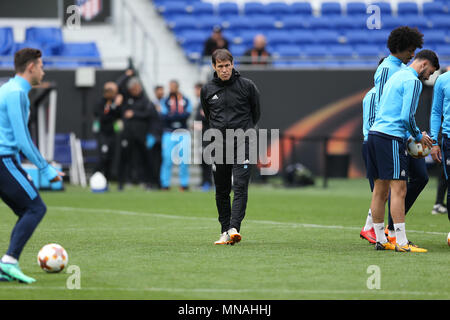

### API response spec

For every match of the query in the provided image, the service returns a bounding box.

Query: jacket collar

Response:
[14,75,32,93]
[213,68,240,86]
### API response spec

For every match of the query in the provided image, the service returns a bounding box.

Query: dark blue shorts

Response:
[442,135,450,180]
[362,141,374,191]
[367,132,408,181]
[0,155,44,216]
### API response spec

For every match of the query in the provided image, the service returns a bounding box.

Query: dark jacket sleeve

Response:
[248,81,261,125]
[200,86,210,126]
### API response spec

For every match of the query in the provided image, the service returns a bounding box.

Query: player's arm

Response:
[200,86,210,126]
[248,81,261,125]
[375,67,389,104]
[430,76,444,162]
[5,90,61,182]
[400,79,432,148]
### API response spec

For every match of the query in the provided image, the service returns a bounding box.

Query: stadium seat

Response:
[369,30,391,44]
[307,17,334,29]
[346,2,367,16]
[397,2,419,16]
[332,15,367,30]
[380,16,403,30]
[197,15,222,30]
[329,45,354,57]
[303,45,329,57]
[371,2,392,16]
[282,16,308,29]
[169,16,198,31]
[321,2,342,16]
[158,2,188,17]
[401,15,430,30]
[430,15,450,30]
[267,31,291,46]
[354,44,382,57]
[25,27,64,55]
[217,2,239,17]
[229,44,247,57]
[58,42,102,67]
[313,30,341,44]
[436,45,450,57]
[273,44,301,57]
[291,31,315,44]
[344,30,372,44]
[223,16,252,30]
[266,2,290,17]
[252,15,278,31]
[422,2,446,16]
[176,30,208,45]
[422,30,448,45]
[244,2,268,16]
[189,2,214,16]
[239,30,260,45]
[0,27,14,56]
[290,2,312,16]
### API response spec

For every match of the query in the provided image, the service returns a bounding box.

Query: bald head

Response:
[253,34,267,50]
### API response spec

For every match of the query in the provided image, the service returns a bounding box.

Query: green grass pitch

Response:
[0,178,449,300]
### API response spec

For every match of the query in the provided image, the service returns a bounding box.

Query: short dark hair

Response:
[14,48,42,73]
[212,49,233,66]
[387,26,423,54]
[194,82,203,89]
[414,49,440,70]
[154,85,163,91]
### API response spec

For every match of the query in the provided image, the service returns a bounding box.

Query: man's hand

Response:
[124,110,134,119]
[431,145,442,163]
[114,94,123,106]
[419,131,433,150]
[50,170,66,183]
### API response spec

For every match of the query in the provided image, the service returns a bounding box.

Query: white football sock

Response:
[1,255,17,264]
[388,229,396,238]
[363,209,373,231]
[394,223,408,247]
[373,223,388,244]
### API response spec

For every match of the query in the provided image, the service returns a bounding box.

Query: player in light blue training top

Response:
[360,26,425,244]
[0,48,63,284]
[430,69,450,223]
[367,49,439,253]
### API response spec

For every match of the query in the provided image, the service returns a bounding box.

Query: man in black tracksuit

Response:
[200,49,261,245]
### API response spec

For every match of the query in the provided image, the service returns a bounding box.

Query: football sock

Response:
[388,229,396,238]
[394,223,408,247]
[1,255,17,264]
[363,209,373,231]
[373,223,387,244]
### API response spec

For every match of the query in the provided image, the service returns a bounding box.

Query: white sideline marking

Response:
[49,206,448,236]
[0,285,447,297]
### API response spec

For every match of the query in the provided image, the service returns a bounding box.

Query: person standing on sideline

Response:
[93,81,122,180]
[0,48,64,283]
[160,80,192,191]
[429,66,450,223]
[367,49,439,253]
[200,49,261,245]
[194,82,213,191]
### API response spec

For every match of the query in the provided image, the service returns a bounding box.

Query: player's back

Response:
[374,55,406,106]
[436,71,450,136]
[0,76,28,155]
[370,67,421,139]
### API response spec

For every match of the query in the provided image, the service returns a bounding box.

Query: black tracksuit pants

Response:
[213,161,252,233]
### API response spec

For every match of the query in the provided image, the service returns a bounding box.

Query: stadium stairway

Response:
[114,0,201,104]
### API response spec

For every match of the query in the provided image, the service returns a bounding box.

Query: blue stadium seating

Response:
[57,42,102,67]
[303,45,329,57]
[346,2,366,16]
[25,27,64,55]
[0,28,14,56]
[273,44,301,57]
[266,2,290,17]
[371,2,392,16]
[397,2,419,16]
[329,45,354,57]
[244,2,268,16]
[189,2,214,15]
[313,30,340,45]
[290,2,312,16]
[321,2,342,16]
[290,31,315,44]
[217,2,239,17]
[423,2,446,16]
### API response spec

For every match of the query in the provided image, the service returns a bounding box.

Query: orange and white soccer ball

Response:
[37,244,68,273]
[447,232,450,247]
[406,136,431,159]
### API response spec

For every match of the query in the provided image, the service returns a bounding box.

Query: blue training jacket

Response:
[0,75,57,181]
[362,87,376,142]
[370,67,423,142]
[430,71,450,145]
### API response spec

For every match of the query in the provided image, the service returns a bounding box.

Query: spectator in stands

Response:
[117,74,153,190]
[160,80,192,191]
[153,85,165,113]
[93,81,122,181]
[202,26,229,58]
[193,82,212,191]
[243,34,271,65]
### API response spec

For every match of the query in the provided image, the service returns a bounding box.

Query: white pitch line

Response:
[0,285,447,297]
[49,206,448,236]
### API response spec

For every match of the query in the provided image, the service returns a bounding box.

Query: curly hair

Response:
[387,26,424,54]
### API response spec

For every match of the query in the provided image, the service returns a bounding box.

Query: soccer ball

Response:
[406,136,431,159]
[448,232,450,246]
[37,244,68,273]
[89,171,108,193]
